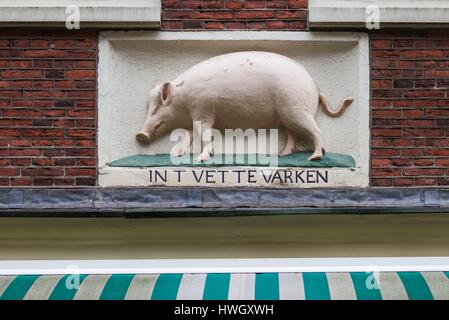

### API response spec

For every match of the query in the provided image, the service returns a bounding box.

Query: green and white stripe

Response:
[0,272,448,300]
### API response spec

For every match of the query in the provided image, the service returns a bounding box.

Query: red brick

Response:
[437,178,449,186]
[372,80,392,89]
[0,49,21,57]
[66,129,95,137]
[276,10,306,19]
[235,11,275,19]
[402,50,444,59]
[76,139,96,146]
[372,110,401,118]
[10,139,31,147]
[22,128,65,137]
[393,39,413,48]
[372,128,402,137]
[75,61,96,68]
[0,90,22,98]
[163,0,182,8]
[182,1,202,9]
[371,159,392,167]
[66,168,96,176]
[11,60,33,68]
[2,70,43,78]
[288,0,307,9]
[392,158,413,167]
[415,178,437,186]
[287,21,306,29]
[372,178,393,187]
[205,22,225,30]
[32,158,53,166]
[161,21,183,29]
[401,149,423,157]
[13,39,30,47]
[372,168,401,177]
[21,167,64,177]
[24,50,65,58]
[10,158,33,166]
[266,21,286,29]
[435,159,449,166]
[414,40,434,48]
[403,128,444,137]
[0,129,20,137]
[33,178,54,186]
[247,22,266,29]
[75,40,96,48]
[0,149,41,157]
[66,70,96,79]
[76,178,96,186]
[423,70,449,78]
[266,1,288,9]
[226,22,246,29]
[372,50,401,58]
[423,149,449,156]
[403,168,444,176]
[10,177,33,186]
[54,158,76,166]
[245,1,265,9]
[77,159,96,166]
[67,110,95,118]
[414,61,435,69]
[33,60,54,68]
[415,158,434,166]
[203,1,224,9]
[54,178,75,186]
[393,178,414,187]
[0,168,20,176]
[372,149,400,157]
[31,40,50,48]
[225,1,244,9]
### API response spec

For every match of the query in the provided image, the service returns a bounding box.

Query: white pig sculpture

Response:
[136,51,353,162]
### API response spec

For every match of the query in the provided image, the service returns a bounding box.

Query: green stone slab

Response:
[109,152,355,168]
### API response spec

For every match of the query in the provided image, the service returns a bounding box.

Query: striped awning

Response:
[0,272,448,300]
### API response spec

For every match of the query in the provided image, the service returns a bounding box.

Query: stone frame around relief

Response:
[97,31,370,188]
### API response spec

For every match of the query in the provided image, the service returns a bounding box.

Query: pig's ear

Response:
[160,82,173,106]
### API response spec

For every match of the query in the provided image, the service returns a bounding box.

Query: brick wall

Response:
[161,0,308,30]
[371,30,449,187]
[0,30,97,187]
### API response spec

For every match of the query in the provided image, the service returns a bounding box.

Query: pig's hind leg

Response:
[279,129,296,156]
[280,109,325,161]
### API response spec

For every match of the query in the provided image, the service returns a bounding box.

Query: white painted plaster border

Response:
[0,0,160,27]
[1,257,449,275]
[97,31,370,188]
[310,0,449,28]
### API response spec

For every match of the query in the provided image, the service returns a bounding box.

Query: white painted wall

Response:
[0,0,160,27]
[98,32,370,187]
[1,214,449,262]
[310,0,449,27]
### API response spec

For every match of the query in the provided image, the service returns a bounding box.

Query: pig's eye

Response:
[151,105,160,115]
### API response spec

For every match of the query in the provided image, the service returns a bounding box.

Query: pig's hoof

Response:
[170,149,184,157]
[195,153,211,162]
[136,132,150,144]
[308,153,323,161]
[279,147,295,157]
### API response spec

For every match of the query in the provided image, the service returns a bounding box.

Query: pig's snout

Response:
[136,131,151,144]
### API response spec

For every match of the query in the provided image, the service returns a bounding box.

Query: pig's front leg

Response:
[170,129,193,157]
[194,119,214,162]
